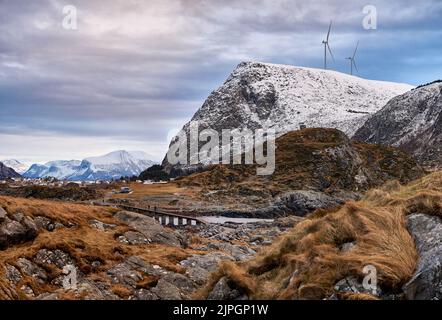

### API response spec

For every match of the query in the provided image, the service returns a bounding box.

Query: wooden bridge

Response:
[115,204,206,227]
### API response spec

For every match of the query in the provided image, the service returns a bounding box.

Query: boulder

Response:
[181,252,235,285]
[16,257,48,283]
[113,211,183,247]
[207,277,247,300]
[118,231,151,245]
[278,190,344,216]
[89,219,116,231]
[34,216,55,231]
[0,207,7,222]
[0,216,38,250]
[151,278,183,300]
[334,276,381,296]
[403,213,442,300]
[34,249,75,269]
[4,264,22,285]
[206,242,255,261]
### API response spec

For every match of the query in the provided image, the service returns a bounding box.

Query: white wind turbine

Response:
[322,21,335,70]
[346,41,359,75]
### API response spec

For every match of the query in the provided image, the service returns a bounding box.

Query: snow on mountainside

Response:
[25,160,82,180]
[0,162,21,179]
[1,159,30,174]
[163,61,413,167]
[354,81,442,168]
[23,151,156,181]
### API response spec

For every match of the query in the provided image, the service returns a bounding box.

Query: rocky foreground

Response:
[2,171,442,300]
[0,196,300,300]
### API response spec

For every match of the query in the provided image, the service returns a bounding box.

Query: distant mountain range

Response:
[23,150,156,181]
[0,162,21,179]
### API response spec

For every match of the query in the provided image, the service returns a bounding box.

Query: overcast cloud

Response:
[1,0,441,163]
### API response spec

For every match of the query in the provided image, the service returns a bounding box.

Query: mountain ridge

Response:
[23,150,156,181]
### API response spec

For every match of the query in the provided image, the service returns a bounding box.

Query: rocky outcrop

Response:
[207,277,247,300]
[403,213,442,300]
[277,190,347,217]
[354,81,442,169]
[113,211,184,247]
[0,207,38,250]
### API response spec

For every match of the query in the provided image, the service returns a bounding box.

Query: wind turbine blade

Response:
[353,41,359,59]
[327,43,335,62]
[353,59,359,72]
[326,21,332,41]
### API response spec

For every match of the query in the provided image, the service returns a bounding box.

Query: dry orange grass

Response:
[0,196,195,300]
[196,171,442,300]
[111,182,196,200]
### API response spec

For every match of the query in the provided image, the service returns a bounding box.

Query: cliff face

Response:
[354,81,442,169]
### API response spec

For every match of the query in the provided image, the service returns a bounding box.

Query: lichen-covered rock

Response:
[278,190,345,217]
[4,264,22,285]
[114,211,183,247]
[151,278,184,300]
[34,249,75,269]
[403,213,442,300]
[0,207,7,222]
[207,277,247,300]
[0,215,38,250]
[334,276,381,296]
[16,258,48,283]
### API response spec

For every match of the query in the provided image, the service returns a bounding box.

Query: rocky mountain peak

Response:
[163,61,413,170]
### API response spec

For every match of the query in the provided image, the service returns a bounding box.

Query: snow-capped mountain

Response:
[25,160,82,180]
[23,151,156,181]
[0,159,30,174]
[0,162,21,179]
[354,80,442,169]
[163,61,413,168]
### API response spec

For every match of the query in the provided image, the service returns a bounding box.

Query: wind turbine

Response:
[322,21,335,70]
[346,41,359,75]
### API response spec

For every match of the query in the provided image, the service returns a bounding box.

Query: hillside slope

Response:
[0,162,20,180]
[178,128,423,216]
[354,81,442,169]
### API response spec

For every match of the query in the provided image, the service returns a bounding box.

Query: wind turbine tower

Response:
[346,41,359,75]
[322,21,335,70]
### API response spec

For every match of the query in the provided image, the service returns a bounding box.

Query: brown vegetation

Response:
[179,128,423,197]
[0,196,194,300]
[0,184,104,201]
[196,171,442,300]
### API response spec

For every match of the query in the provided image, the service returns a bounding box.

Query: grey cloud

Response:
[0,0,441,162]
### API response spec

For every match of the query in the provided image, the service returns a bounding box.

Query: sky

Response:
[1,0,441,164]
